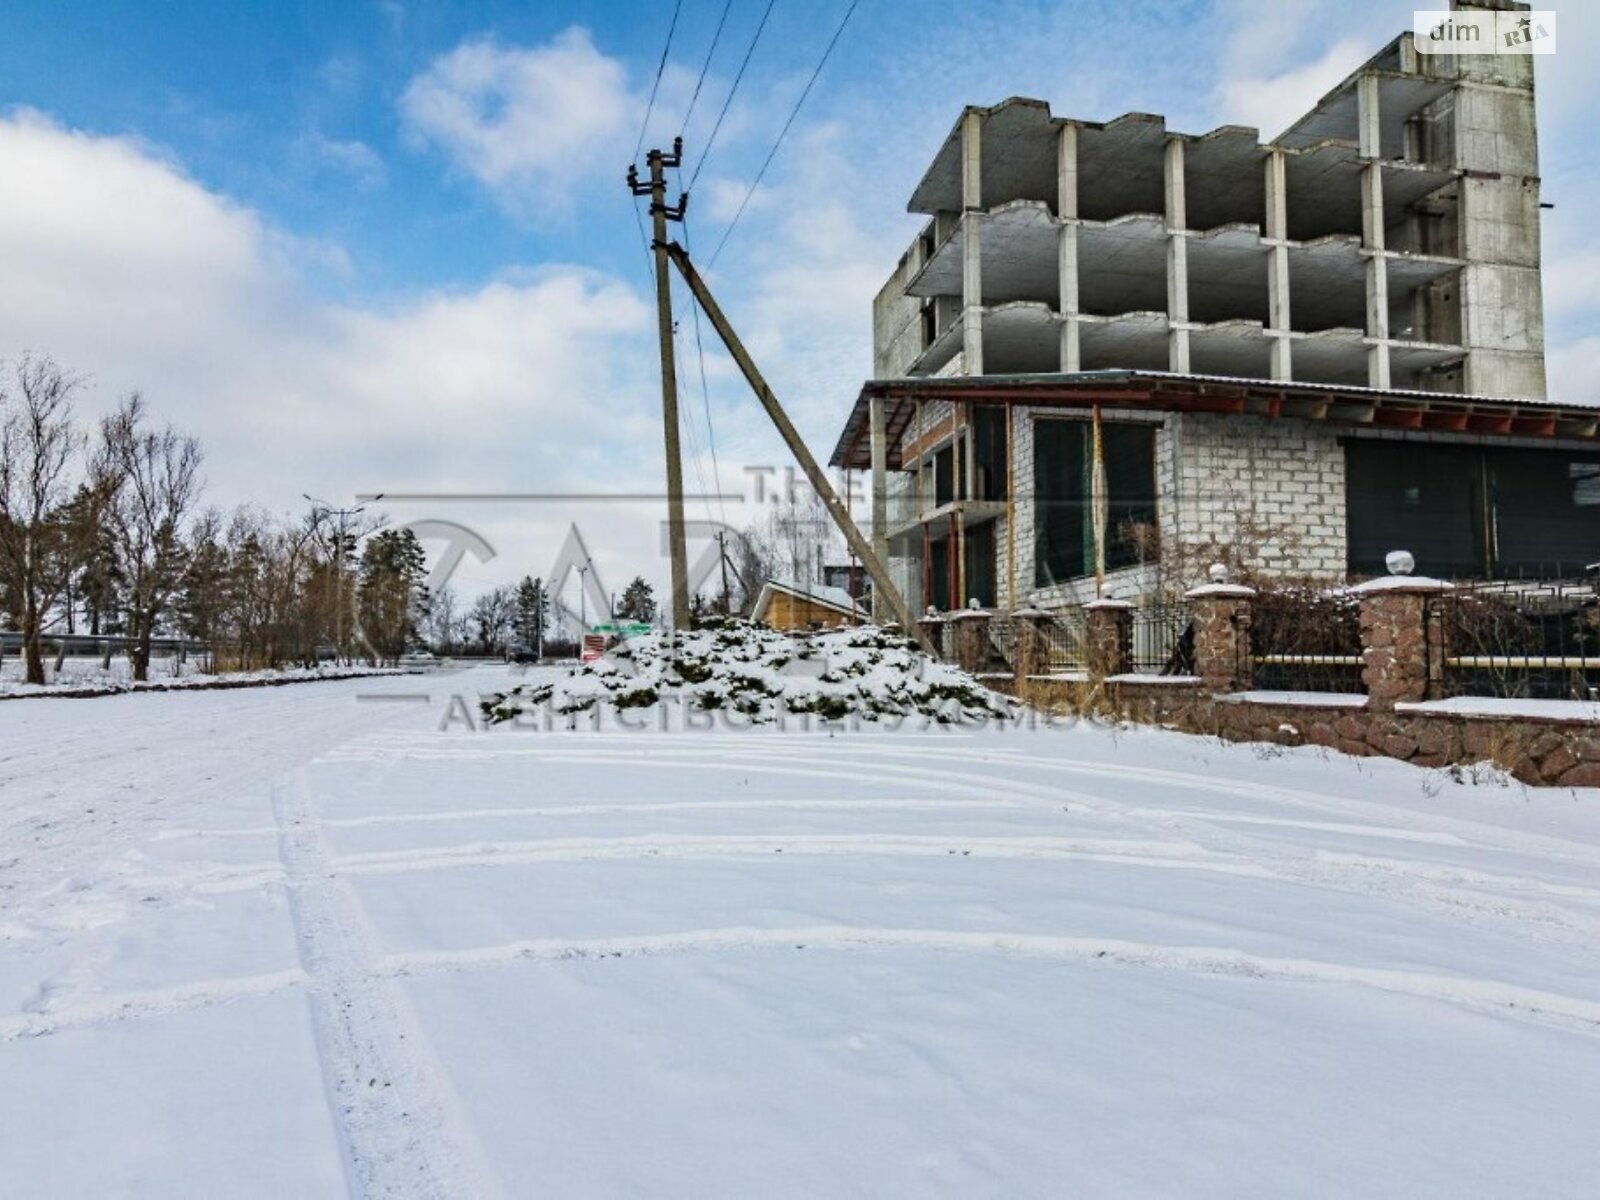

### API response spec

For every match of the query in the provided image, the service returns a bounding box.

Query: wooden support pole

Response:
[633,145,692,628]
[664,242,931,650]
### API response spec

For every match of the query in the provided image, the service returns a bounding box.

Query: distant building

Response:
[831,1,1598,613]
[751,579,865,630]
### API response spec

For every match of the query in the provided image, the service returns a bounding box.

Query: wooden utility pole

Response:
[662,241,931,651]
[716,529,732,615]
[629,142,691,629]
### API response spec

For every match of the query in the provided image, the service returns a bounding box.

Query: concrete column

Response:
[1264,149,1293,381]
[1185,574,1255,692]
[961,111,984,375]
[1350,558,1451,711]
[1058,123,1081,372]
[1357,73,1391,389]
[1164,137,1190,373]
[869,393,888,621]
[951,607,991,675]
[1084,598,1133,683]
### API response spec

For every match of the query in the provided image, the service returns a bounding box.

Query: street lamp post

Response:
[304,493,383,665]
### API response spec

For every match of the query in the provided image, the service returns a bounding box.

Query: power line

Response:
[682,218,729,532]
[668,273,716,530]
[686,0,776,191]
[709,0,859,266]
[632,0,685,163]
[680,0,734,139]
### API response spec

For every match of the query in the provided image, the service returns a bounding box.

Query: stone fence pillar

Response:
[1012,608,1051,690]
[918,609,946,660]
[1351,552,1450,711]
[1085,599,1133,682]
[951,606,992,675]
[1185,566,1255,692]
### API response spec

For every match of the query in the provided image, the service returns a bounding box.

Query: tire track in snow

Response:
[1314,852,1600,903]
[0,969,307,1041]
[330,833,1281,881]
[319,796,1025,829]
[376,925,1600,1035]
[271,769,501,1200]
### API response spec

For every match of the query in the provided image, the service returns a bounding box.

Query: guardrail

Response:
[0,632,209,656]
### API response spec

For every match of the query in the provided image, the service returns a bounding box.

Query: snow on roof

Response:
[754,578,865,620]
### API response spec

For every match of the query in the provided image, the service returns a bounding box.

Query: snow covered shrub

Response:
[479,618,1013,726]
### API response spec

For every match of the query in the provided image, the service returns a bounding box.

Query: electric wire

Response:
[686,0,776,191]
[680,0,734,139]
[681,217,729,532]
[633,0,684,163]
[709,0,859,266]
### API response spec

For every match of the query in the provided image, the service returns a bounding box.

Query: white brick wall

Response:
[1008,409,1345,609]
[1166,413,1346,580]
[893,404,1362,612]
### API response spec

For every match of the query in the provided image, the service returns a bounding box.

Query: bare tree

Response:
[742,487,840,596]
[428,585,460,654]
[468,585,517,655]
[96,394,203,681]
[0,357,83,684]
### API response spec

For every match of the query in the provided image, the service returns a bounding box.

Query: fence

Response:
[1131,603,1191,675]
[1038,610,1088,674]
[1430,581,1600,701]
[1248,586,1366,694]
[987,615,1017,671]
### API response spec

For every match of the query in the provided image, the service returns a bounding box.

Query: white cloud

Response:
[1547,334,1600,407]
[0,108,677,593]
[299,130,387,189]
[399,28,636,212]
[1215,36,1370,138]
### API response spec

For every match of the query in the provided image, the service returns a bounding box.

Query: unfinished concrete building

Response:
[872,4,1546,396]
[831,3,1597,617]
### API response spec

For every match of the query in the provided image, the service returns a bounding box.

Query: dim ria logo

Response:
[1414,10,1555,54]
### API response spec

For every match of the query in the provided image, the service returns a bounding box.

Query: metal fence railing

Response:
[1039,609,1088,674]
[1249,587,1366,694]
[1430,581,1600,701]
[1131,603,1192,675]
[987,615,1017,671]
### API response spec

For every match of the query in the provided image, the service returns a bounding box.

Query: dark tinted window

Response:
[1034,420,1156,587]
[1491,451,1600,576]
[1346,442,1485,577]
[1346,441,1600,578]
[974,406,1008,501]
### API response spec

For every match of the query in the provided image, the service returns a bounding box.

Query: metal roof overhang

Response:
[827,371,1600,470]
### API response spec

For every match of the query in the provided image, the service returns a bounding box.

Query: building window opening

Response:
[1033,419,1157,587]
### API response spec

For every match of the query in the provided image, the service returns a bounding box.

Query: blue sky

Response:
[1,1,1595,601]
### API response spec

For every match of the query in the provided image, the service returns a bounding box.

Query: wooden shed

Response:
[751,580,865,631]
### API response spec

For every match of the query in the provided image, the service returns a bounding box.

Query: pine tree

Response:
[358,528,428,664]
[513,576,548,651]
[617,576,656,622]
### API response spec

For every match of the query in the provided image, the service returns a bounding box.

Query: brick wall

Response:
[893,406,1382,614]
[1106,683,1600,789]
[1168,413,1346,579]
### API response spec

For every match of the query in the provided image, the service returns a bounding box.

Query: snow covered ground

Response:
[3,663,1600,1196]
[0,655,408,697]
